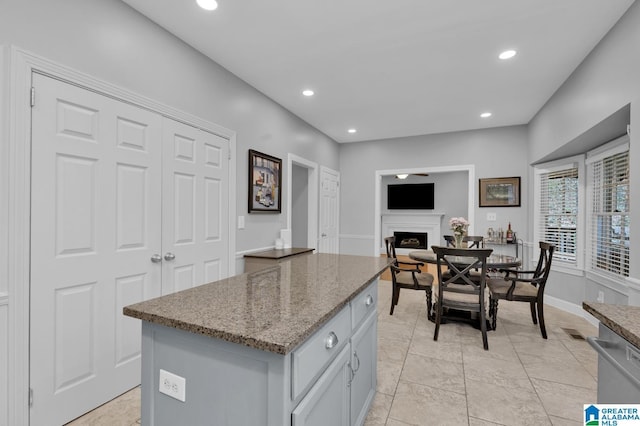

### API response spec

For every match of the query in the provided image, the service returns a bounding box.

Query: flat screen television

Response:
[387,183,435,210]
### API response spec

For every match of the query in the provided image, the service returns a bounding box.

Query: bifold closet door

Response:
[30,73,163,425]
[161,119,229,294]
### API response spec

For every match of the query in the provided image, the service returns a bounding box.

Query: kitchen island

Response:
[583,301,640,403]
[124,253,391,426]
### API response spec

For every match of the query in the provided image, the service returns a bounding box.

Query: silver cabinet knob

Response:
[321,233,327,237]
[325,332,339,349]
[164,252,176,261]
[365,295,374,307]
[150,254,162,263]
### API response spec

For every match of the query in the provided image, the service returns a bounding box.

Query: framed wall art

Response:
[479,177,521,207]
[248,149,282,213]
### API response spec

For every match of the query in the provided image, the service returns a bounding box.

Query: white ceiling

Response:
[122,0,634,143]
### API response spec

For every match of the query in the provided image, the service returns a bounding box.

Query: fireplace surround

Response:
[382,213,444,255]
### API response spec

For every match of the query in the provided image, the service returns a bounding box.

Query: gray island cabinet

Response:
[124,253,391,426]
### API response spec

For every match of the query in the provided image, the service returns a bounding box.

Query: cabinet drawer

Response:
[351,281,378,330]
[291,305,351,400]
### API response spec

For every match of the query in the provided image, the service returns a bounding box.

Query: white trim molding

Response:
[339,234,374,241]
[381,213,445,254]
[626,277,640,306]
[627,276,640,291]
[235,246,277,259]
[373,165,476,257]
[6,46,238,425]
[545,295,599,328]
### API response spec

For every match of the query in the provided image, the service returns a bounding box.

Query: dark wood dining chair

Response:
[487,242,555,338]
[443,235,456,247]
[384,236,434,319]
[431,245,493,350]
[442,235,485,282]
[463,235,484,248]
[444,235,483,248]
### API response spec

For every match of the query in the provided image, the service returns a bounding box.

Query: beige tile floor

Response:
[69,279,598,426]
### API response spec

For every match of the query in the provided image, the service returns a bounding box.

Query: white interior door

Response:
[30,73,162,425]
[161,119,229,294]
[319,166,340,254]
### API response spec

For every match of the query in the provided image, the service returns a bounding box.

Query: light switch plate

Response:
[487,212,497,221]
[238,215,245,229]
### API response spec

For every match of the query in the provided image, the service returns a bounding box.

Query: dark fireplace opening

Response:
[393,231,428,249]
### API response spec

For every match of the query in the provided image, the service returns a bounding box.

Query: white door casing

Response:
[161,119,229,294]
[373,166,475,256]
[319,166,340,254]
[30,73,163,425]
[7,48,236,426]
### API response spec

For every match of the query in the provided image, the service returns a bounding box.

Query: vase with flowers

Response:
[449,217,469,247]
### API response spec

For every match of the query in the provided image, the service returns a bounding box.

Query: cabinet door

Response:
[292,345,350,426]
[350,313,377,426]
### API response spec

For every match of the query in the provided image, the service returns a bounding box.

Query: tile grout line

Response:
[502,317,557,425]
[384,302,422,425]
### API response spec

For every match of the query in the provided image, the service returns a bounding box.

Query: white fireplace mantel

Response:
[381,213,445,254]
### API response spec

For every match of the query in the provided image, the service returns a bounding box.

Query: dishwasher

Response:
[587,323,640,403]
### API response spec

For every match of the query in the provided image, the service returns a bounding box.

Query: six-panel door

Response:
[29,73,230,425]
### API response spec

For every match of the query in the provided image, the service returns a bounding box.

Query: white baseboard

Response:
[339,234,374,240]
[545,295,599,328]
[235,246,276,259]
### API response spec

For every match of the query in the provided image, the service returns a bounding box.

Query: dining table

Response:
[408,249,521,269]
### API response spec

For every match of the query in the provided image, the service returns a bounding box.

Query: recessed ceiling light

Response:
[196,0,218,11]
[347,128,357,134]
[480,112,492,118]
[499,50,517,60]
[396,174,409,179]
[302,89,314,97]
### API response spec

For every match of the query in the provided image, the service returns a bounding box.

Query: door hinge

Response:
[29,388,33,408]
[30,87,35,107]
[627,124,631,136]
[228,149,231,160]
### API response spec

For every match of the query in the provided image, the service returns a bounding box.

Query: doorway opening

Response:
[374,165,475,256]
[287,154,318,249]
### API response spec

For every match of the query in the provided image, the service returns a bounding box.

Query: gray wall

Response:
[527,1,640,305]
[381,172,468,245]
[0,45,6,426]
[1,2,339,422]
[339,126,529,255]
[291,164,309,247]
[0,0,340,258]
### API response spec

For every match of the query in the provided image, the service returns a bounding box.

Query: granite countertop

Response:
[583,301,640,347]
[243,247,314,259]
[124,253,391,355]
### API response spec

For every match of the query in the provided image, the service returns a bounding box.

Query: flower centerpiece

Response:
[449,217,469,247]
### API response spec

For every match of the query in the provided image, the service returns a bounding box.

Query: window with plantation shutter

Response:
[586,137,630,278]
[538,167,579,263]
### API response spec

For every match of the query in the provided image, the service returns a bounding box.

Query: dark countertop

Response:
[124,253,392,355]
[243,247,314,259]
[583,301,640,347]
